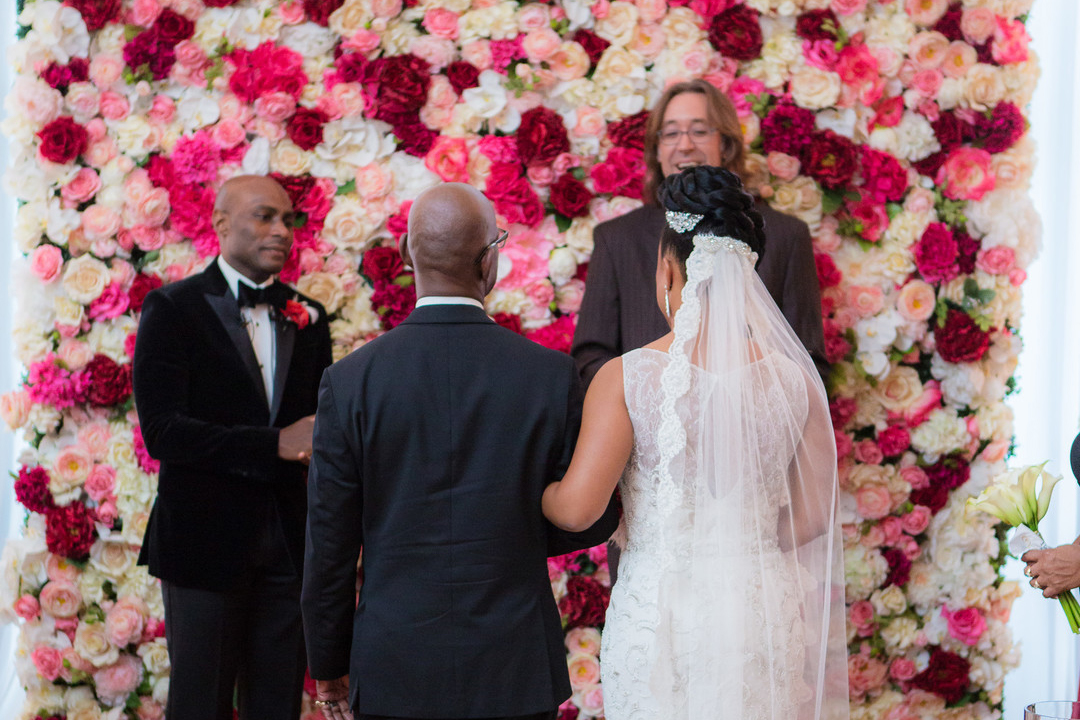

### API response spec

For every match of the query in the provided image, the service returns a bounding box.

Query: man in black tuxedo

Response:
[134,175,333,720]
[302,183,617,720]
[572,79,826,386]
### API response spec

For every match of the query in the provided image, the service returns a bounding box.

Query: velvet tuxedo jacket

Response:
[133,260,332,592]
[302,304,618,719]
[571,202,827,385]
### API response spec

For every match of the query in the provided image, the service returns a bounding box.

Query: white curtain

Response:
[0,0,1076,716]
[1002,0,1080,716]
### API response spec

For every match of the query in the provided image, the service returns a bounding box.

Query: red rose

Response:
[876,425,911,457]
[823,320,851,364]
[372,55,432,119]
[558,575,610,629]
[909,483,949,515]
[913,222,959,285]
[607,111,648,151]
[386,202,411,241]
[45,500,97,560]
[976,101,1025,153]
[589,147,644,199]
[286,107,329,151]
[558,705,581,720]
[935,308,992,363]
[846,197,889,243]
[571,29,610,67]
[802,131,857,189]
[829,396,857,429]
[492,312,524,335]
[549,174,594,219]
[37,117,88,164]
[445,61,480,94]
[912,150,947,180]
[393,117,437,158]
[882,547,911,588]
[63,0,121,31]
[42,58,89,91]
[708,4,763,61]
[168,182,216,241]
[269,173,316,208]
[83,354,133,407]
[859,146,908,204]
[123,30,177,81]
[925,456,971,491]
[15,467,54,515]
[762,101,816,157]
[795,9,840,41]
[910,647,972,704]
[154,9,195,43]
[517,107,570,167]
[933,4,964,42]
[304,0,346,26]
[361,246,406,284]
[814,252,841,289]
[280,300,311,329]
[931,111,972,155]
[485,164,545,227]
[129,273,163,313]
[371,282,417,330]
[227,42,307,103]
[955,229,980,275]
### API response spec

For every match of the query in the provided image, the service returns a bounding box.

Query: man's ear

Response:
[212,208,229,242]
[399,234,412,268]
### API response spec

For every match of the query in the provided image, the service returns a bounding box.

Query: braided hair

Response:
[658,166,766,273]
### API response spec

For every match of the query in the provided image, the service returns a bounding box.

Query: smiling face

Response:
[213,177,295,284]
[657,91,725,179]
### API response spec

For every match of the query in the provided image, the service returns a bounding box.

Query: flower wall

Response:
[0,0,1038,717]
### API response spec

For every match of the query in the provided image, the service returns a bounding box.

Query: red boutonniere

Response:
[280,299,313,329]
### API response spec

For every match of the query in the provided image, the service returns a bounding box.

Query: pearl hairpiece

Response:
[693,233,757,263]
[665,210,704,234]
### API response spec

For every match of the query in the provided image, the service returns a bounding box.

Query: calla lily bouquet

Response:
[969,462,1080,633]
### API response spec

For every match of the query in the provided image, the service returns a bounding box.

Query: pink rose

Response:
[525,279,555,308]
[901,506,931,535]
[105,596,148,647]
[96,499,119,526]
[498,246,549,291]
[175,41,209,71]
[942,605,986,645]
[942,41,977,79]
[890,657,918,681]
[904,0,948,26]
[90,55,124,88]
[132,187,171,227]
[94,654,143,707]
[84,137,118,168]
[855,484,893,520]
[940,147,996,201]
[61,167,102,205]
[31,245,64,282]
[835,430,853,458]
[14,594,40,621]
[99,90,130,121]
[424,136,470,183]
[975,245,1015,275]
[848,651,889,698]
[980,438,1010,464]
[896,280,936,322]
[836,43,879,89]
[422,7,459,39]
[54,446,93,488]
[212,118,247,148]
[371,0,403,18]
[59,646,93,681]
[32,646,64,681]
[832,0,867,14]
[568,653,601,688]
[84,464,116,503]
[88,282,131,321]
[526,164,555,187]
[853,439,884,465]
[910,68,943,98]
[899,465,930,490]
[136,699,166,720]
[1009,267,1027,286]
[960,7,996,44]
[78,422,112,458]
[766,151,801,181]
[847,285,884,317]
[66,83,101,120]
[253,91,297,123]
[121,225,166,251]
[992,17,1029,65]
[38,579,82,618]
[131,0,163,26]
[523,29,562,62]
[849,600,875,627]
[461,41,493,71]
[279,0,306,24]
[556,279,585,313]
[902,380,941,427]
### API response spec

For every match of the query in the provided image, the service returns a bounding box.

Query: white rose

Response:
[174,88,221,134]
[21,1,89,64]
[74,620,119,668]
[910,409,970,461]
[789,65,841,110]
[871,585,908,616]
[280,22,338,58]
[548,247,579,286]
[269,140,313,177]
[594,2,639,47]
[296,273,346,315]
[138,638,171,676]
[323,198,376,252]
[62,253,109,304]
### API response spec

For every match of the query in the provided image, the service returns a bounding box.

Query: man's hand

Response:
[278,415,315,464]
[315,676,352,720]
[1023,543,1080,598]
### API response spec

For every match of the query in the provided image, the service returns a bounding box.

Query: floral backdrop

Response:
[0,0,1039,717]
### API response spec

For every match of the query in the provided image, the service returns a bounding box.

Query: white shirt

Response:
[218,257,276,404]
[414,296,486,310]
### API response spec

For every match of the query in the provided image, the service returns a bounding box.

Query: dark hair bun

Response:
[658,166,766,255]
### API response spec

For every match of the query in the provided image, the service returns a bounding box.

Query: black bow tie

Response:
[236,282,285,309]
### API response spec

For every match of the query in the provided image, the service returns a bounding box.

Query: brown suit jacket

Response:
[571,202,826,386]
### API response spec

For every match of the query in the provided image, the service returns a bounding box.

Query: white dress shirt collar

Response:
[415,295,485,310]
[218,256,274,298]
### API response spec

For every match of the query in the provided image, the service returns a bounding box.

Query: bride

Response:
[543,166,849,720]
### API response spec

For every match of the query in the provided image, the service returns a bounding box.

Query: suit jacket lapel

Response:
[269,308,296,425]
[202,264,270,410]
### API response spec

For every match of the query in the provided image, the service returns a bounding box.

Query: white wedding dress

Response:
[600,347,814,720]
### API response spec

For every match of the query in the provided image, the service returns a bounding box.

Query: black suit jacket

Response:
[571,202,827,385]
[133,260,332,592]
[302,304,618,718]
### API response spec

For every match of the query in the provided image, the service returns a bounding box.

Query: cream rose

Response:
[296,273,346,315]
[323,198,375,252]
[873,366,923,412]
[789,65,842,110]
[269,140,313,176]
[138,638,171,676]
[74,621,120,668]
[594,1,639,47]
[963,64,1006,112]
[62,253,109,304]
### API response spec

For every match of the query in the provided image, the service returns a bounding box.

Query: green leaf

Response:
[336,179,357,196]
[885,202,903,221]
[392,274,415,288]
[821,188,845,216]
[570,166,587,181]
[292,212,308,229]
[554,213,572,233]
[934,297,949,328]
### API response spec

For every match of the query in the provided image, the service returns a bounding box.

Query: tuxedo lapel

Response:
[269,311,296,425]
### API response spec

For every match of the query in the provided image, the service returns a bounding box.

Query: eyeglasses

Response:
[657,127,718,146]
[474,228,509,265]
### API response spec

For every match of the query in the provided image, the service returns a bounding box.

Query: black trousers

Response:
[358,713,558,720]
[162,515,305,720]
